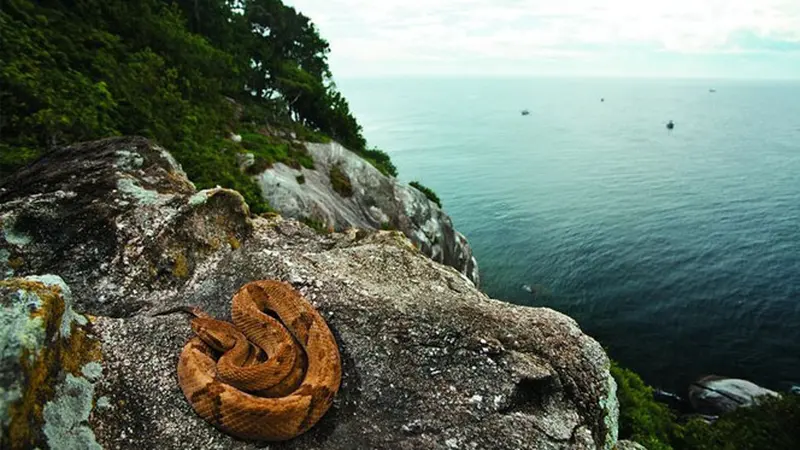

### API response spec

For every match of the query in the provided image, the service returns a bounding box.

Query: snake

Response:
[165,280,342,441]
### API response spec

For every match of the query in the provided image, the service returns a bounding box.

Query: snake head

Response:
[191,317,241,352]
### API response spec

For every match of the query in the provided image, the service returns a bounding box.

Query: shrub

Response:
[611,361,677,450]
[301,217,329,234]
[409,181,442,208]
[329,164,353,197]
[612,359,800,450]
[675,394,800,450]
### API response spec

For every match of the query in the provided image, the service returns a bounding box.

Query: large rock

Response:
[688,375,781,415]
[0,275,103,450]
[0,137,618,449]
[255,141,480,285]
[614,441,647,450]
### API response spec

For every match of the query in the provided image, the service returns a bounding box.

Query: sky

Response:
[283,0,800,79]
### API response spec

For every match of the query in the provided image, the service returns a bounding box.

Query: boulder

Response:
[688,375,781,415]
[614,441,647,450]
[0,275,103,450]
[0,137,618,449]
[255,141,480,285]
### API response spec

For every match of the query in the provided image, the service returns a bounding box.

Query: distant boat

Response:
[709,88,716,93]
[601,98,605,102]
[521,109,530,116]
[666,120,675,130]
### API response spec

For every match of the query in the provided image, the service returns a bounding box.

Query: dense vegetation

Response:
[409,181,442,208]
[612,360,800,450]
[0,0,397,212]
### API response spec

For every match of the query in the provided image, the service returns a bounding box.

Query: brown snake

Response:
[164,280,341,441]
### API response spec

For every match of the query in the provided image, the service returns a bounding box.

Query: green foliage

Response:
[675,395,800,450]
[329,163,353,197]
[296,174,305,184]
[168,138,270,214]
[360,147,398,178]
[612,359,800,450]
[300,217,330,234]
[409,181,442,208]
[239,131,314,174]
[0,0,397,212]
[611,361,677,450]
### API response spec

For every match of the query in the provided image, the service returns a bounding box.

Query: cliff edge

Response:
[253,140,480,285]
[0,137,619,449]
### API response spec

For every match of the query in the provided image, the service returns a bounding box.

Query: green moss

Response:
[409,181,442,208]
[329,163,353,197]
[227,235,241,250]
[172,252,189,278]
[7,257,24,272]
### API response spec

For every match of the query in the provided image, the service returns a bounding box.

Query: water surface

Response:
[337,77,800,392]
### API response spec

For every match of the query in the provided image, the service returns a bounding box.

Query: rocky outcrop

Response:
[688,376,781,416]
[255,141,480,285]
[0,137,618,449]
[614,441,647,450]
[0,276,103,450]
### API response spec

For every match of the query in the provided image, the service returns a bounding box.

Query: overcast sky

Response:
[284,0,800,79]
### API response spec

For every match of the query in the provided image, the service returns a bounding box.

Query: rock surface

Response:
[0,275,103,450]
[0,137,618,449]
[614,441,647,450]
[688,375,781,416]
[255,141,480,285]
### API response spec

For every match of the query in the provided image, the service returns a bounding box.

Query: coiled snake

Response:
[165,280,341,441]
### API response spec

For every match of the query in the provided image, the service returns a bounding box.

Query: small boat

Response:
[666,120,675,130]
[709,88,716,93]
[521,109,530,116]
[601,98,605,102]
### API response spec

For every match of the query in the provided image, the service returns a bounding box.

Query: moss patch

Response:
[171,251,190,278]
[330,163,353,197]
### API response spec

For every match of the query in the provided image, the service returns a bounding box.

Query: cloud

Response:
[284,0,800,76]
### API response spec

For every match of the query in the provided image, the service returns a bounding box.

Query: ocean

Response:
[336,76,800,393]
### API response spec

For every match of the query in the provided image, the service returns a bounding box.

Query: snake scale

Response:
[171,280,342,441]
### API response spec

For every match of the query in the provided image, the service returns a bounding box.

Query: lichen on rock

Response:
[0,276,102,450]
